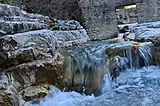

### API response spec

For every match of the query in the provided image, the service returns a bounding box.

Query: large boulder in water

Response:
[21,84,51,101]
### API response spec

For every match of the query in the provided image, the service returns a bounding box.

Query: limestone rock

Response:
[134,21,160,46]
[0,4,51,23]
[0,21,49,35]
[0,28,89,68]
[0,4,51,35]
[0,3,91,104]
[21,84,51,101]
[3,53,64,89]
[0,73,18,106]
[51,19,84,30]
[0,29,57,68]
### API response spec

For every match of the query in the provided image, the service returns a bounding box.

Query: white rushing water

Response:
[26,66,160,106]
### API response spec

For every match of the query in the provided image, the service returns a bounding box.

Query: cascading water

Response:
[59,41,109,95]
[26,41,160,106]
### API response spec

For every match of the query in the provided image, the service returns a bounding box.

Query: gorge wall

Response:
[10,0,160,40]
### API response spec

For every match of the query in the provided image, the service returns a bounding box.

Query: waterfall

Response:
[58,41,154,96]
[59,41,109,95]
[107,42,153,79]
[25,40,160,106]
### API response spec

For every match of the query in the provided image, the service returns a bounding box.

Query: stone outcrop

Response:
[0,3,90,106]
[11,0,118,40]
[10,0,160,40]
[79,0,118,40]
[0,73,19,106]
[21,84,51,101]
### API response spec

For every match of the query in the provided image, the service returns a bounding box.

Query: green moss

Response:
[107,40,120,44]
[0,0,10,3]
[106,48,125,58]
[50,23,60,30]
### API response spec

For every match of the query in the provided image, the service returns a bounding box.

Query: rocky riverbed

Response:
[0,3,160,106]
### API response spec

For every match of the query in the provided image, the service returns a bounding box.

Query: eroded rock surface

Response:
[0,3,90,106]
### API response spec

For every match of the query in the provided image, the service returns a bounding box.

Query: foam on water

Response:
[26,66,160,106]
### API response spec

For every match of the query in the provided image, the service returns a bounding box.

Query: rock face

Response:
[11,0,118,40]
[10,0,160,40]
[136,0,160,23]
[11,0,84,25]
[79,0,118,40]
[0,3,90,106]
[0,73,19,106]
[21,84,51,101]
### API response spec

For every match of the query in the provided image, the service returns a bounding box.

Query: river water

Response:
[26,66,160,106]
[26,40,160,106]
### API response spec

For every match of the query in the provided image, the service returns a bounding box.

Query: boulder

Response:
[134,21,160,46]
[21,84,51,101]
[0,28,89,68]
